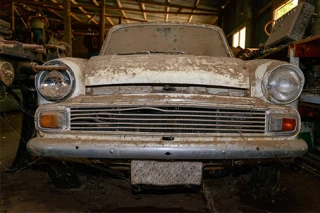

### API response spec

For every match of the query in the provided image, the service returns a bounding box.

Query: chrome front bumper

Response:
[27,138,308,159]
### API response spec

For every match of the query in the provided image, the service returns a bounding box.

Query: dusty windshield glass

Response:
[101,24,231,57]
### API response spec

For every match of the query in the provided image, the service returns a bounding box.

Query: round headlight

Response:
[263,65,304,104]
[36,62,74,101]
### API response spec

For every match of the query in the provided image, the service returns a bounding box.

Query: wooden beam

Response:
[58,4,82,22]
[48,8,63,19]
[211,16,218,25]
[137,1,147,21]
[11,2,15,31]
[78,6,98,24]
[141,3,147,21]
[12,0,219,16]
[3,0,220,13]
[63,0,72,52]
[165,0,170,22]
[87,15,96,23]
[188,0,200,23]
[116,0,129,23]
[92,0,99,6]
[127,0,219,13]
[100,0,105,48]
[255,1,272,19]
[71,0,97,24]
[105,15,145,22]
[106,17,114,26]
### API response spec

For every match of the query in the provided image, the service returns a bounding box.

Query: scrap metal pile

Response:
[0,18,70,168]
[0,19,12,40]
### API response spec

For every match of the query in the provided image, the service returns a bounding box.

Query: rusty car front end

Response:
[27,23,307,185]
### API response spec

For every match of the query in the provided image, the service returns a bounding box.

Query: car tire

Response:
[47,161,82,189]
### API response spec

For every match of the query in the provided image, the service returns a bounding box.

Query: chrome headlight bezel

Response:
[35,61,75,101]
[262,64,304,105]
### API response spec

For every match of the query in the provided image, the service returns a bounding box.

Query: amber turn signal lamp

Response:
[269,115,297,133]
[282,118,296,131]
[39,113,61,128]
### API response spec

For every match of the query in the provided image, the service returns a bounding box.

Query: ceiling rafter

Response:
[10,0,219,16]
[188,0,200,23]
[105,14,145,23]
[47,8,62,19]
[87,15,96,23]
[125,0,219,13]
[165,0,170,22]
[137,0,147,21]
[2,0,220,12]
[211,16,218,25]
[70,0,98,25]
[89,0,114,26]
[116,0,129,23]
[92,0,99,6]
[57,4,82,23]
[106,17,114,26]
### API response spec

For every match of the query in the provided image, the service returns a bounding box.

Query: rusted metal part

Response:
[85,55,249,88]
[0,19,11,29]
[86,85,247,97]
[27,137,308,159]
[0,61,14,85]
[33,64,68,72]
[265,2,315,47]
[131,161,203,185]
[46,44,67,51]
[46,42,72,57]
[288,35,320,57]
[40,92,275,110]
[22,44,43,50]
[0,25,12,35]
[0,37,45,63]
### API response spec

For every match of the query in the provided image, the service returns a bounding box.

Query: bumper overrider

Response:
[27,94,308,160]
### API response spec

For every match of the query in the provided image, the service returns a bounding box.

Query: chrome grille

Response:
[69,106,266,135]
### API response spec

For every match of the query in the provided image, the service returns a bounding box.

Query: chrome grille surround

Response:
[69,106,267,136]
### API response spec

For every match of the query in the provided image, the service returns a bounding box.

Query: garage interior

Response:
[1,0,320,212]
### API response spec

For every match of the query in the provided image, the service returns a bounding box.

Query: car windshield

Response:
[100,24,231,57]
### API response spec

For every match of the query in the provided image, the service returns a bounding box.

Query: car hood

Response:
[85,55,249,89]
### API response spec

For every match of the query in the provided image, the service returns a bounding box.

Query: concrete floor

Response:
[1,112,320,212]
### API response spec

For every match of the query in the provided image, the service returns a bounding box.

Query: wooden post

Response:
[63,0,72,54]
[11,2,15,31]
[245,0,253,48]
[100,0,106,48]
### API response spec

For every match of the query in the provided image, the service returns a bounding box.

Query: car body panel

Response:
[85,55,249,88]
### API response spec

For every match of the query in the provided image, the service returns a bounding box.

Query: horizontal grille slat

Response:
[70,113,265,120]
[70,122,265,128]
[70,117,266,124]
[71,107,266,115]
[69,106,267,135]
[70,126,265,133]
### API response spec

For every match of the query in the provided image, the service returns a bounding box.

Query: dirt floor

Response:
[1,112,320,212]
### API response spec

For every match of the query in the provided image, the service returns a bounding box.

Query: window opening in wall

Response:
[232,27,246,48]
[274,0,298,20]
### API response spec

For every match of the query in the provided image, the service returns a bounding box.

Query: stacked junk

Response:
[0,18,69,168]
[234,2,320,177]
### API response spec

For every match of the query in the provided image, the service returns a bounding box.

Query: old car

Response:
[27,22,307,189]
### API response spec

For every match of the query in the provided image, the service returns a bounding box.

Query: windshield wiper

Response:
[118,51,185,55]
